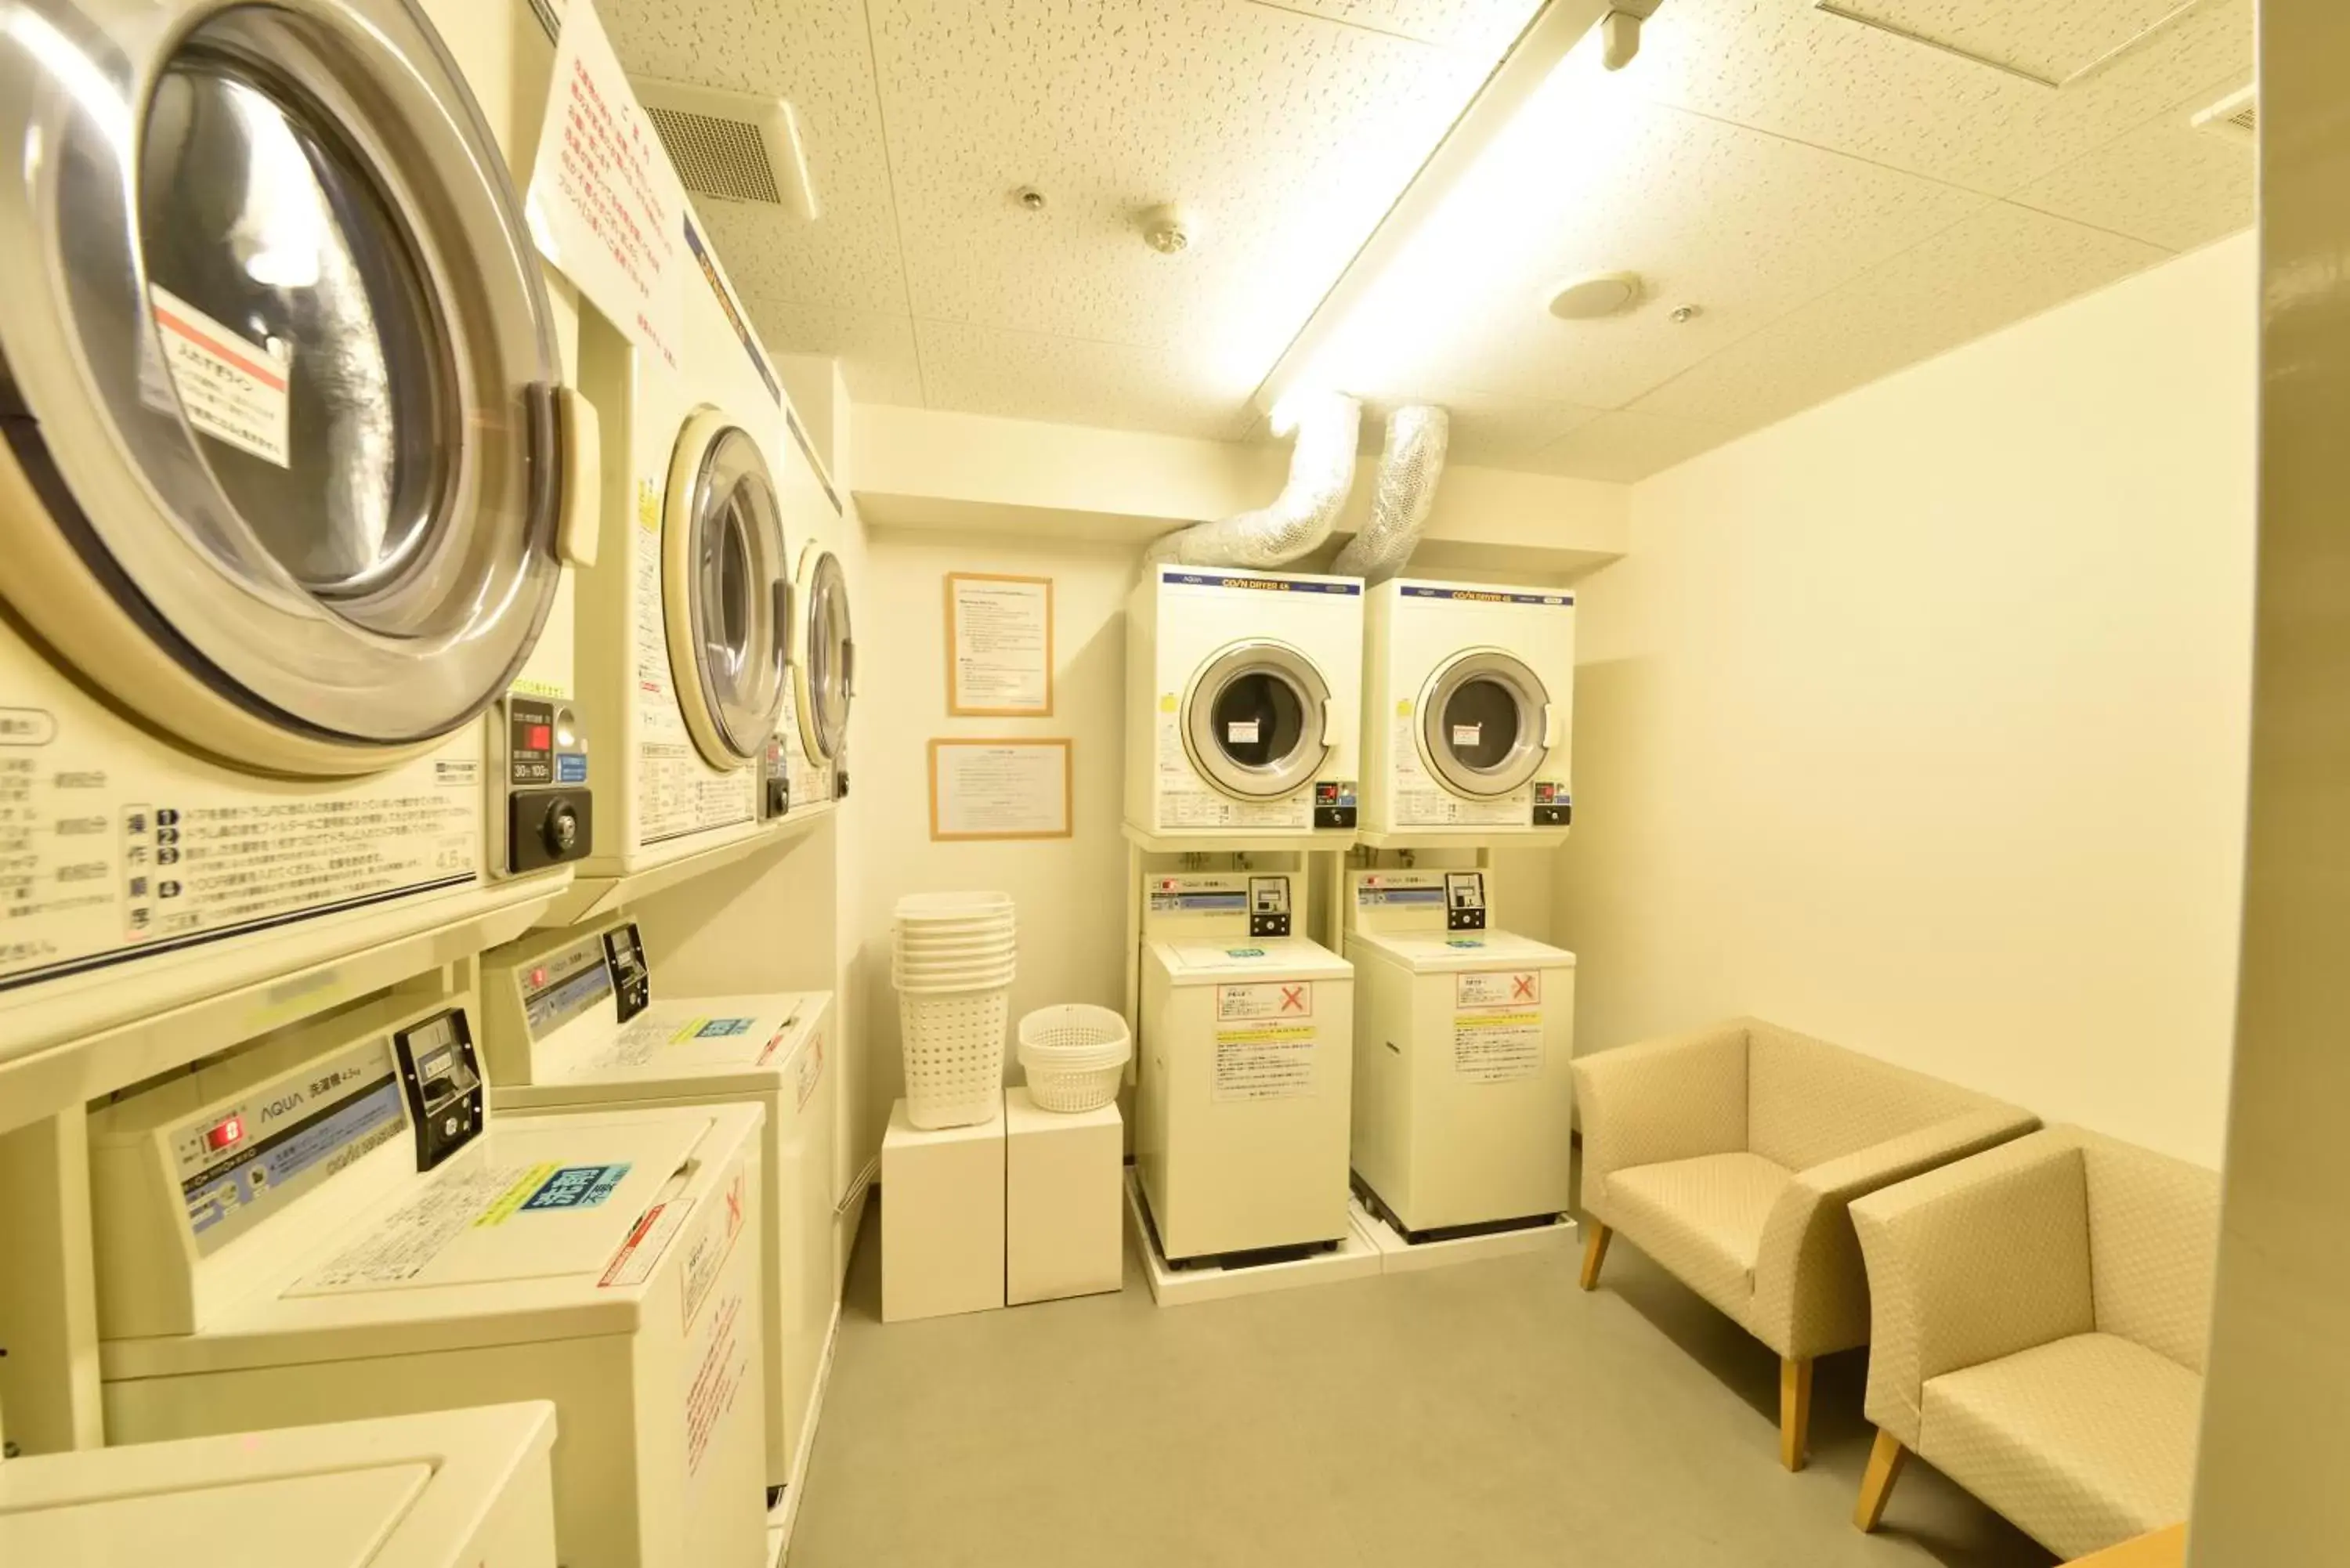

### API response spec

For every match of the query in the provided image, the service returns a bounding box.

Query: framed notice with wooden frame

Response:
[944,573,1054,717]
[927,738,1074,841]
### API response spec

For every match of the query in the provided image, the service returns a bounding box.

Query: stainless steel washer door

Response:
[1419,649,1552,798]
[1183,641,1332,801]
[665,414,790,769]
[0,0,570,771]
[794,546,852,764]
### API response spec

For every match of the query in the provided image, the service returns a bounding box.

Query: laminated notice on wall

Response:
[1453,1010,1542,1083]
[1213,1022,1318,1101]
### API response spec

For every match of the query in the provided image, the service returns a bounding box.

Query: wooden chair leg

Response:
[1579,1223,1611,1291]
[1854,1429,1910,1531]
[1779,1357,1815,1472]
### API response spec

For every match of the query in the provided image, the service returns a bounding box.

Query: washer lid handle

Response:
[1542,701,1560,748]
[554,387,602,568]
[1321,695,1336,748]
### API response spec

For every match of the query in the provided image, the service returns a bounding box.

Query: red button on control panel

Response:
[526,724,552,752]
[207,1117,243,1151]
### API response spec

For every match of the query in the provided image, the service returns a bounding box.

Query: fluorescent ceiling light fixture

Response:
[1251,0,1640,417]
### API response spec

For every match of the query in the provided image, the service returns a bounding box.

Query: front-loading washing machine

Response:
[88,986,768,1568]
[0,0,599,1061]
[1360,580,1575,835]
[0,1404,561,1568]
[479,916,837,1504]
[571,208,794,868]
[1125,565,1363,838]
[1343,867,1576,1236]
[1134,872,1354,1262]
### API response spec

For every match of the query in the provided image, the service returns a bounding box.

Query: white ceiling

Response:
[598,0,2254,482]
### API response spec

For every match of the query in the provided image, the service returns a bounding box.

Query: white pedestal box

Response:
[1005,1089,1123,1304]
[881,1099,1005,1321]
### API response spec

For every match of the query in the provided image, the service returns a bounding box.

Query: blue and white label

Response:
[695,1017,755,1038]
[557,753,588,784]
[520,1163,632,1212]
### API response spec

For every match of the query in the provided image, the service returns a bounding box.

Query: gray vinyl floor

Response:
[787,1195,2055,1568]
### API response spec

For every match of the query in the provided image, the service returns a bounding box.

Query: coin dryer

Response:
[1359,580,1576,835]
[1135,873,1355,1263]
[0,1404,561,1568]
[1125,566,1364,837]
[569,216,796,869]
[479,917,838,1499]
[86,988,769,1568]
[1343,869,1577,1237]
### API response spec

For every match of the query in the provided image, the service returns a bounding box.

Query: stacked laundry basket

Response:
[892,891,1016,1128]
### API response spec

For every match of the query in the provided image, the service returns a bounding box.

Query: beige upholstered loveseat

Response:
[1571,1017,2039,1469]
[1849,1126,2218,1559]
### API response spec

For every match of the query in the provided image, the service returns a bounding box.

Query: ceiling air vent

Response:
[627,77,819,217]
[2189,83,2257,143]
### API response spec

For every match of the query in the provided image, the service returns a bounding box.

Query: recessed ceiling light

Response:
[1546,271,1642,320]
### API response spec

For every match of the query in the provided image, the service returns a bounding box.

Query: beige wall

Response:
[1555,233,2257,1165]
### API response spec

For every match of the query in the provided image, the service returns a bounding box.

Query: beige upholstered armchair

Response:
[1849,1127,2218,1559]
[1571,1017,2038,1469]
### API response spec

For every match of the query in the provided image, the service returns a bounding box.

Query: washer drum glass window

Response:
[794,547,852,764]
[0,0,574,771]
[664,414,790,769]
[1182,641,1333,801]
[1419,650,1553,798]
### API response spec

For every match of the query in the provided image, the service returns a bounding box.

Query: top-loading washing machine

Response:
[1134,871,1356,1262]
[0,1404,562,1568]
[1359,580,1574,836]
[1343,867,1575,1237]
[0,0,599,1061]
[88,985,769,1568]
[571,204,794,866]
[479,916,838,1503]
[1124,565,1363,838]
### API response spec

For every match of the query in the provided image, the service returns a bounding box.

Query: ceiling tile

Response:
[1246,0,1542,52]
[865,0,1492,396]
[599,0,907,315]
[2008,78,2254,251]
[913,320,1252,440]
[1631,201,2167,429]
[1626,0,2253,195]
[741,296,925,406]
[1830,0,2204,85]
[1519,409,1744,482]
[1311,69,1990,411]
[1358,389,1603,466]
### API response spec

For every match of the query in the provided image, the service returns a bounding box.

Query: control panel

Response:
[494,693,593,875]
[394,1008,485,1171]
[601,921,651,1022]
[164,1037,409,1257]
[759,735,791,820]
[1248,875,1292,938]
[1445,871,1488,931]
[1348,868,1491,934]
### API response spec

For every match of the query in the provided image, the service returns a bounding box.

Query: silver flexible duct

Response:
[1332,405,1448,584]
[1145,392,1362,567]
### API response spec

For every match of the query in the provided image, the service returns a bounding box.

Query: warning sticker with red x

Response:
[1216,981,1313,1022]
[1456,971,1539,1008]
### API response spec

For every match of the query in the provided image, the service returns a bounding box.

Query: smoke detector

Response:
[1546,271,1643,320]
[1141,204,1196,255]
[627,77,819,217]
[2190,83,2257,143]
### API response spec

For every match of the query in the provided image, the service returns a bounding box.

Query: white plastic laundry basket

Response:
[900,988,1010,1129]
[1015,1004,1131,1114]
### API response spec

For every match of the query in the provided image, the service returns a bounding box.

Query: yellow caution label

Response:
[475,1163,559,1227]
[1159,692,1178,713]
[637,479,660,531]
[1214,1022,1316,1046]
[1397,698,1414,716]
